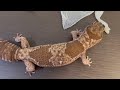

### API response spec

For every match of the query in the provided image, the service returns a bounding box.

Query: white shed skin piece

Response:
[61,11,110,34]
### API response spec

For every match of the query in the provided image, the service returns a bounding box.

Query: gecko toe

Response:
[25,71,35,76]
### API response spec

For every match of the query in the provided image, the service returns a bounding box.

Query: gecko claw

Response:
[76,28,82,32]
[25,71,35,77]
[16,33,22,37]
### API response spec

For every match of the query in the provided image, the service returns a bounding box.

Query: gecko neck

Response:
[76,27,103,50]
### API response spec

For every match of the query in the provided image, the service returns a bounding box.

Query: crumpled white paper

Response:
[61,11,110,34]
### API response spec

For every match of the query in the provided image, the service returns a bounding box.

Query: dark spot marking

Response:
[65,40,84,58]
[29,45,53,66]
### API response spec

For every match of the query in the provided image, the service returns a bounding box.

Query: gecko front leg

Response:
[24,60,35,76]
[71,29,83,40]
[13,33,30,48]
[81,52,92,66]
[13,33,35,76]
[71,30,92,66]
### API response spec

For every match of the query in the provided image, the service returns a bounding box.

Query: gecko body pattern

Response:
[0,22,105,76]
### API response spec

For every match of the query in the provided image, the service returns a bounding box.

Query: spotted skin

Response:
[16,21,105,68]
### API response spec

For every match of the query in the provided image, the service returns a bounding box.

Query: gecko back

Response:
[24,40,84,67]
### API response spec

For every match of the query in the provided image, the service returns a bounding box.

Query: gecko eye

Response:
[77,34,79,37]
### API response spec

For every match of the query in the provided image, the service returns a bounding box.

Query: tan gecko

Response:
[0,21,105,76]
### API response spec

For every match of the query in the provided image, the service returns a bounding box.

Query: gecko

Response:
[0,21,105,76]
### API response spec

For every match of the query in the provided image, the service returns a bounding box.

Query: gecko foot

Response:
[25,71,35,77]
[13,33,22,42]
[24,60,35,76]
[82,56,92,66]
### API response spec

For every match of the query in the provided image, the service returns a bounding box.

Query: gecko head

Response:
[90,22,105,34]
[88,22,105,36]
[86,21,105,40]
